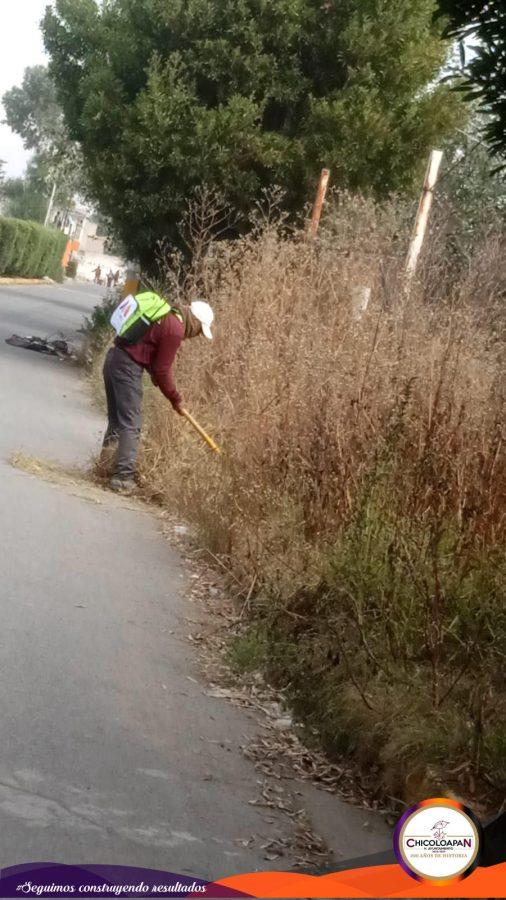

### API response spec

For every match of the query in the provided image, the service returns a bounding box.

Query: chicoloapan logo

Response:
[394,798,481,884]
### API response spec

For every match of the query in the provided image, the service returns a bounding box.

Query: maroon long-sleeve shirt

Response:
[117,314,184,408]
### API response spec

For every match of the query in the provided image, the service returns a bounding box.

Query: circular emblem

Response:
[394,798,481,884]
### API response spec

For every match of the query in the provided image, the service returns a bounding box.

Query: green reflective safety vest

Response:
[110,291,183,344]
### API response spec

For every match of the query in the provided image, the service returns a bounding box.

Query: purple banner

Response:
[0,864,252,899]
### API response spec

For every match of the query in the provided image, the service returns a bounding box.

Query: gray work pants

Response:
[103,346,143,479]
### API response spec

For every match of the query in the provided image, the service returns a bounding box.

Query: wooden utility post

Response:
[122,268,140,299]
[405,150,443,289]
[308,168,330,238]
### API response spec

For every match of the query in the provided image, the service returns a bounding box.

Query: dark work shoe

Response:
[109,477,136,494]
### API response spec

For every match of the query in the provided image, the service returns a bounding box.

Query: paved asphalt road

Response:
[0,281,390,881]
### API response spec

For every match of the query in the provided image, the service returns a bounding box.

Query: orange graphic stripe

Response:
[214,861,506,898]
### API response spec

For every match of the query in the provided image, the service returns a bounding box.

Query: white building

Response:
[52,204,127,283]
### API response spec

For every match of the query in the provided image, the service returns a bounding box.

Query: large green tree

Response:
[43,0,463,269]
[3,65,66,152]
[1,174,48,223]
[2,65,84,202]
[438,1,505,159]
[0,154,71,223]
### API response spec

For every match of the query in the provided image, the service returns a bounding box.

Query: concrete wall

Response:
[72,218,127,283]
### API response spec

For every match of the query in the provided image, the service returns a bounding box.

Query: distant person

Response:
[102,292,214,492]
[94,265,102,285]
[113,270,120,286]
[107,270,114,289]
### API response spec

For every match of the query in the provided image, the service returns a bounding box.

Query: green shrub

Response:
[82,293,118,337]
[13,221,39,276]
[66,258,78,279]
[81,293,118,364]
[0,217,21,272]
[0,216,67,281]
[228,628,269,674]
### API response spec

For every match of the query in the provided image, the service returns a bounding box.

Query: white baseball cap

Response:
[190,299,214,340]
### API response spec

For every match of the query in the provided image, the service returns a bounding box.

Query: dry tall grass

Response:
[91,195,506,808]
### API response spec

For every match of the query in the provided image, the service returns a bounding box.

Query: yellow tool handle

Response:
[180,408,222,454]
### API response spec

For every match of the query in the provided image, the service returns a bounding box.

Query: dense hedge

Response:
[65,258,78,279]
[0,217,67,281]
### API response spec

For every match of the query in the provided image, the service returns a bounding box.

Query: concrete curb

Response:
[0,277,55,286]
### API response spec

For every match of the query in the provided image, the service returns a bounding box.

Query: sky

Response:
[0,0,49,177]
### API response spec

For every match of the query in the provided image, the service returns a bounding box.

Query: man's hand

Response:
[173,402,185,416]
